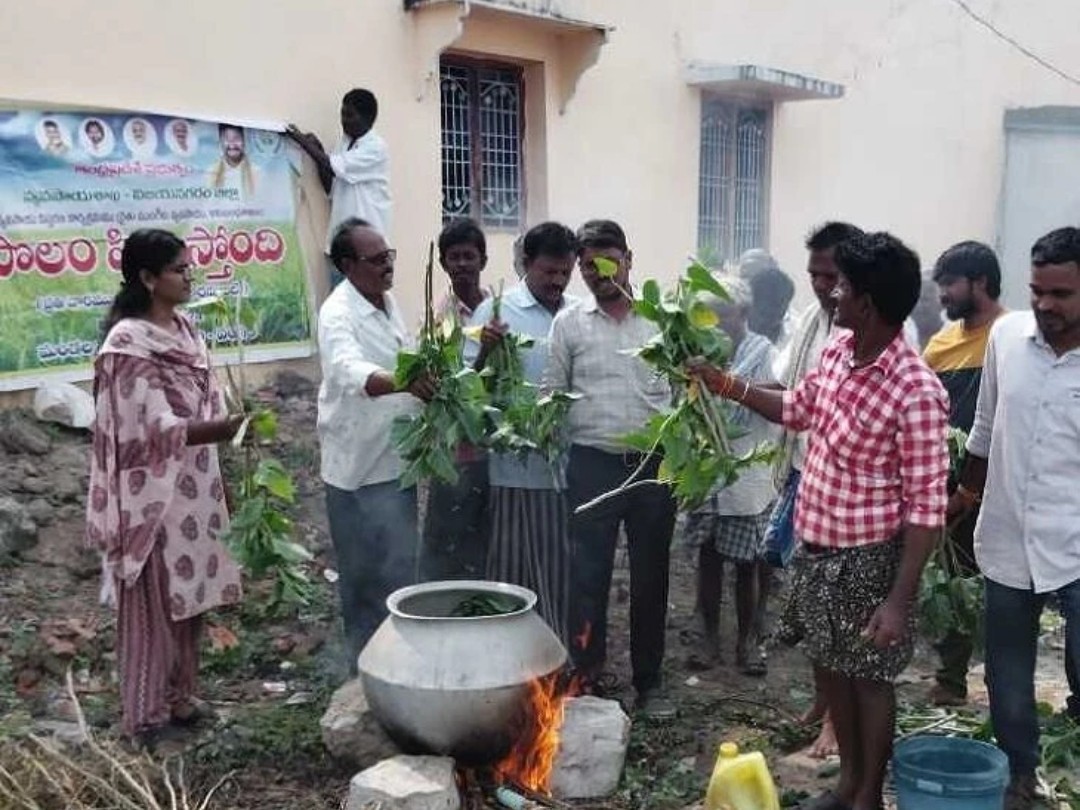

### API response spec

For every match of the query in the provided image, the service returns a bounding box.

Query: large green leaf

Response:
[263,510,293,535]
[272,539,314,564]
[393,350,424,387]
[686,262,730,300]
[253,458,296,503]
[632,299,661,322]
[227,496,265,534]
[594,256,619,279]
[641,279,661,307]
[250,409,279,442]
[688,300,719,329]
[429,447,460,484]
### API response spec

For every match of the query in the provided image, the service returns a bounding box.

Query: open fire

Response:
[492,671,582,794]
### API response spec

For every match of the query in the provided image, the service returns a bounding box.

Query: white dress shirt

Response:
[968,311,1080,593]
[316,283,419,490]
[326,131,391,247]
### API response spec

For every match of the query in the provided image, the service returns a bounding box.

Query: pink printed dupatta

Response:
[86,314,241,621]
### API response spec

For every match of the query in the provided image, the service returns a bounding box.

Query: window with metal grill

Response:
[697,99,771,264]
[440,57,524,229]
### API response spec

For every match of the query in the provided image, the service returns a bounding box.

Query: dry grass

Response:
[0,673,232,810]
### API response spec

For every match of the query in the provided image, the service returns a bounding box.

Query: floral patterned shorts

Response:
[775,537,913,682]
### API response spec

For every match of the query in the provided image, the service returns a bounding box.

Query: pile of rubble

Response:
[0,408,93,569]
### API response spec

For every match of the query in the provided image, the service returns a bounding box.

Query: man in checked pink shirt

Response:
[692,232,950,810]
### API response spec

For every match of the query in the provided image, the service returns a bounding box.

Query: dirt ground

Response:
[1,374,1075,809]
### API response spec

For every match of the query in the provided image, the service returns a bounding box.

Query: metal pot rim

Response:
[386,579,538,621]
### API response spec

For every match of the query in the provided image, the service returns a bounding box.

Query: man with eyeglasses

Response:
[317,217,434,669]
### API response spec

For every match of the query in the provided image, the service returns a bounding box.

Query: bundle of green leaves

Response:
[449,592,525,617]
[189,294,314,612]
[392,256,582,487]
[476,291,579,468]
[392,316,488,487]
[578,258,775,512]
[227,445,315,610]
[917,427,985,646]
[477,292,537,456]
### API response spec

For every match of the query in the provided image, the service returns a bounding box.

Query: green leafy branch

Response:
[917,427,984,648]
[187,294,314,612]
[227,452,314,610]
[477,285,579,469]
[574,258,776,513]
[392,258,579,487]
[391,243,490,487]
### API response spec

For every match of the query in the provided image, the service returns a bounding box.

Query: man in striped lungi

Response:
[466,222,579,642]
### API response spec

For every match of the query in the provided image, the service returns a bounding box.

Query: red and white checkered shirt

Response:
[782,331,949,548]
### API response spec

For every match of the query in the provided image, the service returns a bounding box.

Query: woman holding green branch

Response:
[87,228,244,747]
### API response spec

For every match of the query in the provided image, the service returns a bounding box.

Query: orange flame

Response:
[493,673,571,793]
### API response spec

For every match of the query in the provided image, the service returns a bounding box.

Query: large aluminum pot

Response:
[357,580,567,766]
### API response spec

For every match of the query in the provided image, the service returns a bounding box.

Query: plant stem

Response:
[572,406,684,516]
[696,389,733,456]
[493,279,504,321]
[422,240,435,342]
[896,712,961,740]
[573,478,665,515]
[233,291,248,400]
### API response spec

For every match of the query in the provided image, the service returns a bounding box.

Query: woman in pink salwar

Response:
[86,229,244,746]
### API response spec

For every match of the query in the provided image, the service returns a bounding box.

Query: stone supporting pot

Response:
[357,580,567,766]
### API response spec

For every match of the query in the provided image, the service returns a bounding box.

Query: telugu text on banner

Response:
[0,109,312,391]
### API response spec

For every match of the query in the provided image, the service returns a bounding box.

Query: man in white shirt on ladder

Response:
[288,88,392,286]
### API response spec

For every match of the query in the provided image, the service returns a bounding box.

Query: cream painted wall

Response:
[676,0,1080,300]
[4,0,1080,321]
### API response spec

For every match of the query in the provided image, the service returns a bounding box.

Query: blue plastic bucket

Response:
[893,736,1009,810]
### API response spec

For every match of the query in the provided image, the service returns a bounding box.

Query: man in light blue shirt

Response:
[467,222,578,641]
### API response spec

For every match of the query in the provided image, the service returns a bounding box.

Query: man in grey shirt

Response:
[545,219,676,718]
[951,226,1080,810]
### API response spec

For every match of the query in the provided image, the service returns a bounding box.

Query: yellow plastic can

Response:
[704,741,781,810]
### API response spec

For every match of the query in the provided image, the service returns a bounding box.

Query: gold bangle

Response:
[737,379,750,403]
[718,374,734,399]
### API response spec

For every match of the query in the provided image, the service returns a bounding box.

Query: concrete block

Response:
[345,755,460,810]
[551,696,630,799]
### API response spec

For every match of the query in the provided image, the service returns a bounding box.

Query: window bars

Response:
[440,59,524,228]
[698,100,769,263]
